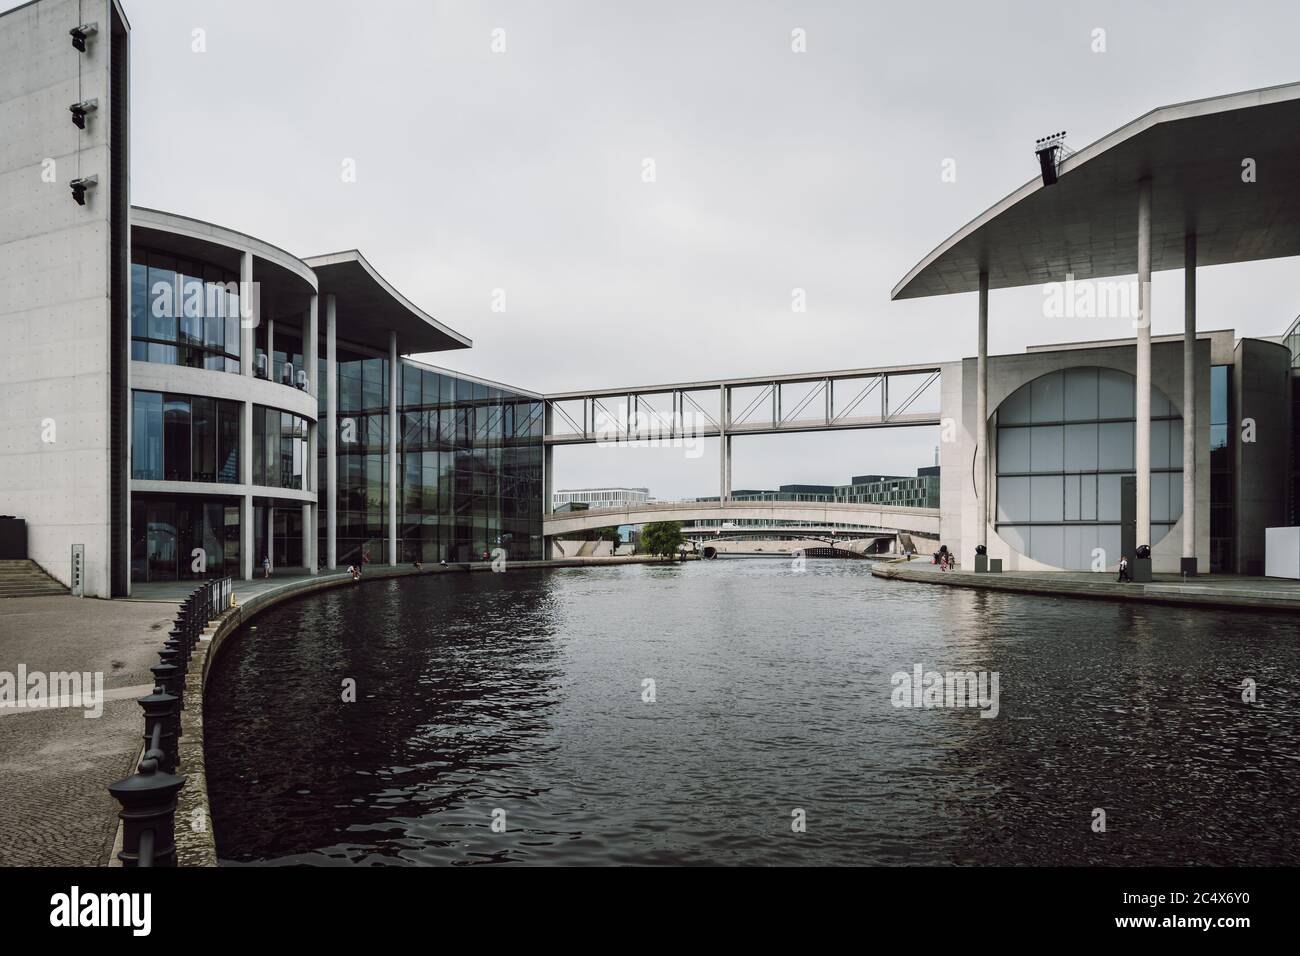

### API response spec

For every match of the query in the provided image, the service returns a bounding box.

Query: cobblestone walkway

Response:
[0,595,177,866]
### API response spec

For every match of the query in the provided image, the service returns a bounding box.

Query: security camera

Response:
[69,22,98,52]
[70,175,98,206]
[69,98,98,129]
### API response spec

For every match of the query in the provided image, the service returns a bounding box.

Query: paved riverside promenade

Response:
[872,559,1300,611]
[1,554,682,867]
[0,596,177,866]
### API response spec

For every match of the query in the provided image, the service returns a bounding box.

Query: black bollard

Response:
[167,626,192,661]
[158,644,186,674]
[138,686,181,773]
[107,755,185,867]
[149,662,183,706]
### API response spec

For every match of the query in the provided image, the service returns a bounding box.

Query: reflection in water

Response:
[205,561,1300,865]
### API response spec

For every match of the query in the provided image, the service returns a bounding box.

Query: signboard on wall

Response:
[71,544,85,598]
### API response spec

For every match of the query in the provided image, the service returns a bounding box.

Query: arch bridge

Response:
[542,500,940,542]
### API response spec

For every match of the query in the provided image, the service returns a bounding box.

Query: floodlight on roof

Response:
[1034,131,1069,186]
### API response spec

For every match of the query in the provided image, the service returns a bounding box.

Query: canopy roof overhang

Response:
[305,250,472,355]
[892,82,1300,300]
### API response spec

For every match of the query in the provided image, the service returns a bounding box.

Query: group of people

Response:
[932,544,954,571]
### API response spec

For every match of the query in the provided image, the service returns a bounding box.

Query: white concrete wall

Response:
[0,0,120,596]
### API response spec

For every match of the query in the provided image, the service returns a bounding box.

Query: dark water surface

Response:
[205,561,1300,865]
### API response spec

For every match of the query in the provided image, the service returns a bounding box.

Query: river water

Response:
[205,560,1300,865]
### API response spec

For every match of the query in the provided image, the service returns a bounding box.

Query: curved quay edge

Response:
[870,562,1300,613]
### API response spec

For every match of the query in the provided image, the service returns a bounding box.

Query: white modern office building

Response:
[899,83,1300,576]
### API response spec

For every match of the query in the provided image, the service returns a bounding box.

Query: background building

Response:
[552,487,652,511]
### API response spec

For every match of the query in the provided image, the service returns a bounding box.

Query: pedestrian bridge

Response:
[543,501,940,539]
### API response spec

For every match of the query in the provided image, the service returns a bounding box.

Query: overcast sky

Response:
[14,0,1300,498]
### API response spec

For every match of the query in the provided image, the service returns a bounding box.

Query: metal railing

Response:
[106,576,232,866]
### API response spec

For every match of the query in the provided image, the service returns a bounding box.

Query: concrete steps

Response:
[0,560,70,598]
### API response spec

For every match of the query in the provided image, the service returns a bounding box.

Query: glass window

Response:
[1030,475,1063,522]
[1062,368,1098,422]
[131,262,148,339]
[1098,367,1134,419]
[1081,474,1097,521]
[1030,425,1063,472]
[1030,371,1064,423]
[132,248,241,374]
[1063,423,1098,471]
[218,400,240,483]
[1098,421,1133,470]
[147,260,178,344]
[1210,365,1228,426]
[998,427,1031,473]
[163,396,191,482]
[1098,474,1122,521]
[192,397,216,483]
[132,391,163,480]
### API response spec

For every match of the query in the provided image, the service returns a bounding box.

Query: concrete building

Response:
[836,469,940,509]
[898,82,1300,575]
[0,0,543,596]
[553,487,652,511]
[934,330,1287,574]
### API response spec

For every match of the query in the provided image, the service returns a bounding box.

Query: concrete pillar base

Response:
[1132,557,1153,583]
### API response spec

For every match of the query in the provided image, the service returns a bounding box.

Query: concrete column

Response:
[720,386,730,502]
[543,403,555,514]
[240,252,255,377]
[976,271,989,551]
[1183,234,1197,572]
[387,330,398,566]
[267,319,275,384]
[241,494,254,582]
[303,502,313,571]
[267,505,275,572]
[543,403,554,560]
[239,250,259,582]
[1136,178,1153,552]
[325,295,338,569]
[305,295,318,398]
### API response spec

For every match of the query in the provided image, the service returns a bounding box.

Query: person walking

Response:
[1117,555,1131,583]
[261,555,270,579]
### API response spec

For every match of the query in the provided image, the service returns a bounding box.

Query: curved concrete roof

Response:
[130,208,472,353]
[132,206,318,292]
[892,82,1300,300]
[305,250,472,355]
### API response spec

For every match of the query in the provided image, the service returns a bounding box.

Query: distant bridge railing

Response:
[543,500,941,538]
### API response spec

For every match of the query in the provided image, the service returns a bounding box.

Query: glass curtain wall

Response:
[130,247,242,372]
[317,347,544,564]
[132,391,241,484]
[995,367,1183,570]
[130,495,240,582]
[252,406,310,490]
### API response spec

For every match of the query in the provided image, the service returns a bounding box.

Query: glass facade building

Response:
[320,349,544,565]
[118,209,543,585]
[995,367,1183,570]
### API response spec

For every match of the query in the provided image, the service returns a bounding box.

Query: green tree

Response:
[593,526,621,543]
[641,521,685,561]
